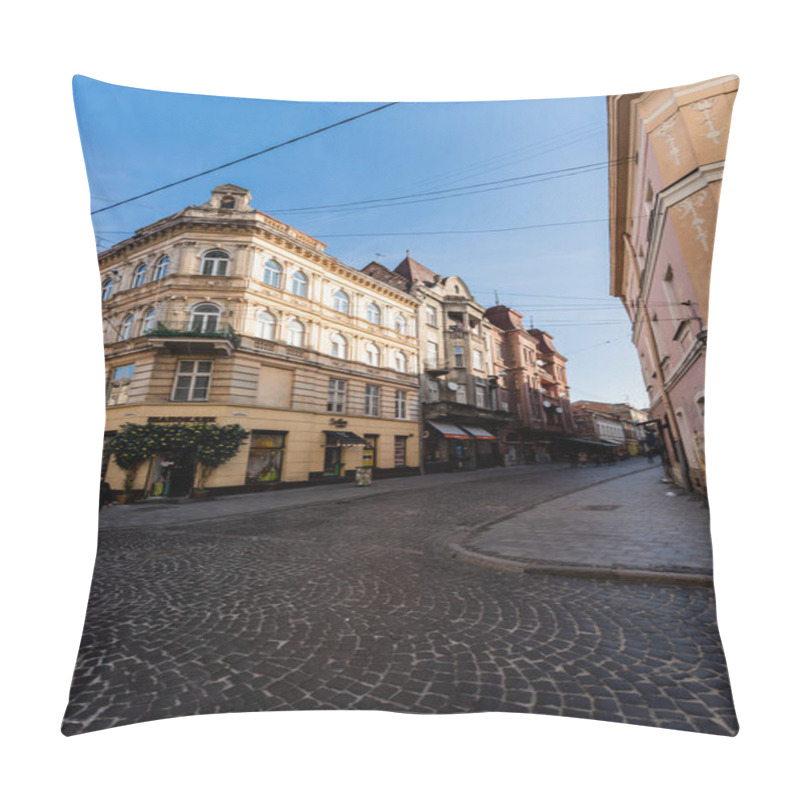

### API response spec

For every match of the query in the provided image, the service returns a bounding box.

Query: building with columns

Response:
[608,76,738,493]
[101,185,421,496]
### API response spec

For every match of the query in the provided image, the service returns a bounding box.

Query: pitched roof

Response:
[394,255,439,285]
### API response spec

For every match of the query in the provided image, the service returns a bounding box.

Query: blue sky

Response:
[74,75,648,408]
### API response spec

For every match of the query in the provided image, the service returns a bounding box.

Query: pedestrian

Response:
[578,451,588,468]
[99,476,114,511]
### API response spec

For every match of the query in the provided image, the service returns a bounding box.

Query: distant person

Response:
[99,476,114,510]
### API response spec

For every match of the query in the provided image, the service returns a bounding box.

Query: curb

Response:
[449,543,713,586]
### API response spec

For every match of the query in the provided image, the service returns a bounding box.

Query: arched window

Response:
[101,278,114,301]
[263,259,282,288]
[365,342,380,366]
[201,249,230,276]
[133,264,147,288]
[256,310,276,340]
[394,313,407,334]
[141,308,156,334]
[290,271,309,297]
[119,314,135,341]
[366,302,381,325]
[287,319,305,347]
[190,303,221,333]
[333,290,350,314]
[330,332,348,359]
[394,350,407,372]
[153,256,169,281]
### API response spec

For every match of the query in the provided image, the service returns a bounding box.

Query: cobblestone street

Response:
[63,460,737,736]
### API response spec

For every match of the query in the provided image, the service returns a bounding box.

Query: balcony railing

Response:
[146,323,240,355]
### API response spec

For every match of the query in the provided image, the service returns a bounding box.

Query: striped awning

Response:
[426,421,471,439]
[460,425,496,440]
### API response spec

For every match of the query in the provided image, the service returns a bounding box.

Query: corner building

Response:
[608,76,738,493]
[101,185,420,496]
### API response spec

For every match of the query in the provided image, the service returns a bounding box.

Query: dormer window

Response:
[201,249,230,276]
[220,196,235,209]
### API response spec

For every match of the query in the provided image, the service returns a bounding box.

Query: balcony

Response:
[424,361,450,377]
[146,323,239,356]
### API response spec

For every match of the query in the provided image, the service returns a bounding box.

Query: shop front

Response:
[245,431,287,485]
[322,430,369,479]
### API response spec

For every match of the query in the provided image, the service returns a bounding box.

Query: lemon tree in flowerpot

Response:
[106,423,154,503]
[191,424,249,498]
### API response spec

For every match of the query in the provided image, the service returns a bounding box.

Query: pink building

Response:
[608,76,738,493]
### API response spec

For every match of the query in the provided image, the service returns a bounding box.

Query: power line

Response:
[272,159,630,214]
[90,102,399,216]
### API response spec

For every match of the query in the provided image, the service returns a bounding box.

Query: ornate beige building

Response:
[101,185,420,496]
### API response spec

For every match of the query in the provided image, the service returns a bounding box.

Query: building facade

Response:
[608,76,738,493]
[484,305,577,464]
[362,257,511,472]
[101,185,421,496]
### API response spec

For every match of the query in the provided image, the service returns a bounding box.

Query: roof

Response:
[394,255,439,285]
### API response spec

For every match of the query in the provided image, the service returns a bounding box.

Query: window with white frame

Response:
[330,332,347,359]
[256,310,276,340]
[366,302,381,325]
[153,256,169,281]
[394,313,407,334]
[107,363,135,406]
[395,390,408,419]
[365,385,380,417]
[101,278,114,301]
[333,290,350,314]
[426,341,439,367]
[119,314,135,341]
[133,264,147,288]
[394,350,407,372]
[190,303,221,333]
[287,319,305,347]
[172,360,213,401]
[425,305,437,326]
[290,271,308,297]
[201,249,230,276]
[365,342,380,366]
[141,308,156,335]
[475,384,486,408]
[327,378,347,413]
[263,259,282,288]
[455,384,467,404]
[472,349,483,370]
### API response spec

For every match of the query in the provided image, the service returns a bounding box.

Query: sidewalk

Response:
[98,463,574,531]
[451,466,714,586]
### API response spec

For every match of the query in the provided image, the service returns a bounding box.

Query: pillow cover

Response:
[63,75,739,736]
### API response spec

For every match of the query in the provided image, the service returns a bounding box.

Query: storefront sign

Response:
[147,416,217,423]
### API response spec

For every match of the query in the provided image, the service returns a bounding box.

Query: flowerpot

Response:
[116,493,135,504]
[191,489,211,500]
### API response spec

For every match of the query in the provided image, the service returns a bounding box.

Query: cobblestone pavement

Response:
[63,460,737,736]
[463,466,713,579]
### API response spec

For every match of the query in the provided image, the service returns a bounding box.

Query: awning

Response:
[460,425,497,440]
[426,421,471,439]
[563,437,617,448]
[324,430,369,446]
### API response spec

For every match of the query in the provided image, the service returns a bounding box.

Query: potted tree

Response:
[191,424,249,498]
[106,424,154,503]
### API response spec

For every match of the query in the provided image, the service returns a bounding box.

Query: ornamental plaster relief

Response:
[689,96,725,145]
[676,191,710,253]
[653,116,681,166]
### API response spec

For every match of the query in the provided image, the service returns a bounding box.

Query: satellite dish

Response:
[543,401,552,408]
[447,382,459,391]
[537,360,546,366]
[555,407,563,414]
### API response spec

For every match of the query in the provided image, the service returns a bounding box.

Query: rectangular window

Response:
[107,364,135,405]
[246,431,286,484]
[172,360,212,402]
[395,390,408,419]
[394,436,407,467]
[427,379,440,402]
[453,347,464,367]
[456,384,467,404]
[365,385,380,417]
[425,305,437,326]
[327,378,347,413]
[476,385,486,408]
[472,349,483,370]
[426,340,439,367]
